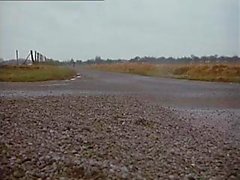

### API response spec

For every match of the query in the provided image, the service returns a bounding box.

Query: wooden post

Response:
[35,51,37,62]
[30,50,34,64]
[16,50,19,65]
[23,52,30,64]
[37,53,39,62]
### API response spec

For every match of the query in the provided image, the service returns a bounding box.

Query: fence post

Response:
[30,50,34,64]
[37,53,39,62]
[35,51,37,62]
[16,50,19,65]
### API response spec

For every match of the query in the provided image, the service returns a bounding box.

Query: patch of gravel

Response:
[0,95,239,179]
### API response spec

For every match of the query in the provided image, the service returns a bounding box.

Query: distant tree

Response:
[70,58,75,67]
[190,55,199,61]
[76,60,82,64]
[95,56,106,64]
[70,58,74,63]
[130,56,140,62]
[95,56,101,61]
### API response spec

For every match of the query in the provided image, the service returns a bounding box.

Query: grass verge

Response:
[0,65,76,82]
[91,63,240,83]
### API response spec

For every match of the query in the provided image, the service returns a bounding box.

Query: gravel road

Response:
[0,67,240,179]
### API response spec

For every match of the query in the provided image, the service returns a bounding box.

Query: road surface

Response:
[1,66,240,110]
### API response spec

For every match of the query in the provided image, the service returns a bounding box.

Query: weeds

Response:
[92,63,240,83]
[0,65,76,82]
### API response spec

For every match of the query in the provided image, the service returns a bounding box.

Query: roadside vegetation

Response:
[93,63,159,76]
[92,63,240,83]
[0,65,76,82]
[171,64,240,82]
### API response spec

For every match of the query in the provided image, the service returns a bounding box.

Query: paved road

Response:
[1,66,240,110]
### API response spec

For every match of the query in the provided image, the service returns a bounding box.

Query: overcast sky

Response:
[0,0,239,61]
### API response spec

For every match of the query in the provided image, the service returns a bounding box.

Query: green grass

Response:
[91,63,240,83]
[0,65,76,82]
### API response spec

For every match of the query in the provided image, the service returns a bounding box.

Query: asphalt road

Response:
[1,66,240,110]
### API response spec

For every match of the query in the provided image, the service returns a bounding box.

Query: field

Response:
[92,63,240,83]
[0,65,76,82]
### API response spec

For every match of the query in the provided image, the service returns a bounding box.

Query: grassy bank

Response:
[92,63,240,83]
[0,65,76,82]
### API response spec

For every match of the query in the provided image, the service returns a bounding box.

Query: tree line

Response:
[65,55,240,65]
[1,55,239,66]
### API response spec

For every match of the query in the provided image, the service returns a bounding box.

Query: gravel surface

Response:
[1,95,239,179]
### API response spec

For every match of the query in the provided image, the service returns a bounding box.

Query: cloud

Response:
[0,0,238,60]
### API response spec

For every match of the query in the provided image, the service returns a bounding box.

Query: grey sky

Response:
[0,0,239,61]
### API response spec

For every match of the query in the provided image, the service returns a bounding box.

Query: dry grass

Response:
[92,63,240,83]
[0,65,76,82]
[92,63,159,76]
[171,64,240,82]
